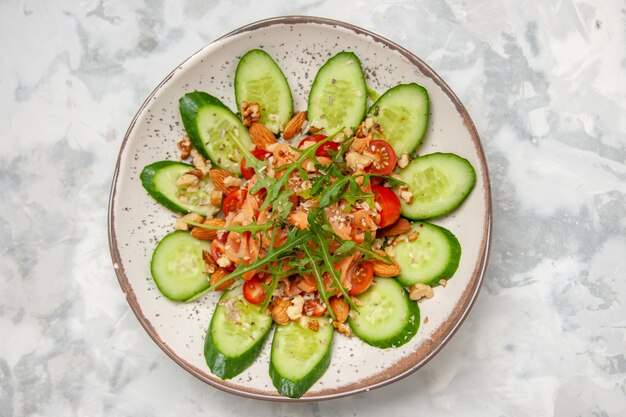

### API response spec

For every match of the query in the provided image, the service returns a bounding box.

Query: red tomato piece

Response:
[372,185,401,228]
[243,276,267,305]
[298,134,339,158]
[222,189,247,216]
[240,149,271,179]
[365,140,397,175]
[303,299,327,317]
[348,261,374,295]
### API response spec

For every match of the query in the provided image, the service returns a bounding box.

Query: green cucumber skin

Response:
[349,279,420,349]
[140,160,194,214]
[150,231,212,301]
[204,291,273,380]
[269,342,332,399]
[399,152,477,220]
[307,51,367,133]
[269,320,334,398]
[367,83,429,155]
[396,222,462,287]
[179,92,228,161]
[179,91,248,174]
[234,49,293,132]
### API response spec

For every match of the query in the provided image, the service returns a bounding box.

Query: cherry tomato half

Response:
[373,185,401,228]
[240,149,272,180]
[348,261,374,295]
[298,135,339,158]
[303,299,327,317]
[223,189,247,216]
[243,276,266,305]
[365,140,397,175]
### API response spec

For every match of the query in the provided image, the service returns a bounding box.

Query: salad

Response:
[140,49,476,398]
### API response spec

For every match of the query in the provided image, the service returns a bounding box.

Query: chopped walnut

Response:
[408,230,420,242]
[177,135,192,159]
[216,254,232,268]
[409,283,434,301]
[345,151,375,171]
[241,101,261,126]
[397,152,410,168]
[440,279,448,288]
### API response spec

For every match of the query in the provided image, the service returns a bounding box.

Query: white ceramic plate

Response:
[108,16,491,401]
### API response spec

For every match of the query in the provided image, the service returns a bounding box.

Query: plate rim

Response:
[108,15,492,402]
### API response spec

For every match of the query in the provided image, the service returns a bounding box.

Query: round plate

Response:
[108,16,491,401]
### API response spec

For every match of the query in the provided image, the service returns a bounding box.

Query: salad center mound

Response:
[140,49,475,398]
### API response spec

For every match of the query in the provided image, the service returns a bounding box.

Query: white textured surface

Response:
[1,1,624,416]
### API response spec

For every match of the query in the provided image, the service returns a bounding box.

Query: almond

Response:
[249,122,276,149]
[190,218,225,241]
[282,111,307,139]
[202,250,217,274]
[377,218,412,237]
[371,249,401,277]
[271,298,292,325]
[209,169,238,194]
[210,268,234,291]
[329,296,349,323]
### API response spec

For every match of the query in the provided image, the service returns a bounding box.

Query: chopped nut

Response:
[345,151,374,171]
[398,185,414,204]
[307,319,320,332]
[423,316,429,324]
[271,298,291,325]
[407,230,420,241]
[283,111,307,139]
[440,279,448,288]
[409,283,434,301]
[377,218,412,237]
[216,254,231,268]
[177,135,192,159]
[333,320,351,336]
[249,122,277,149]
[190,218,226,241]
[209,268,233,291]
[384,245,395,257]
[223,176,243,188]
[286,295,304,321]
[210,189,223,207]
[209,169,238,194]
[329,296,349,323]
[176,173,200,188]
[176,213,205,231]
[202,250,217,274]
[186,168,205,179]
[397,152,410,168]
[370,250,401,277]
[241,101,261,127]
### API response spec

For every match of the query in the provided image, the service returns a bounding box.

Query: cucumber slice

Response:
[307,51,367,134]
[367,83,429,155]
[395,222,461,287]
[235,49,293,134]
[150,231,213,301]
[140,160,219,217]
[179,92,252,175]
[349,278,420,349]
[204,286,273,380]
[269,318,333,398]
[398,153,476,220]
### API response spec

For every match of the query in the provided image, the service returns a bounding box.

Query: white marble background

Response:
[1,1,624,416]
